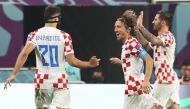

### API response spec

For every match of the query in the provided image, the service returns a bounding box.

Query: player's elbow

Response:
[152,38,163,46]
[151,41,158,46]
[68,61,76,67]
[20,51,29,58]
[66,54,78,67]
[67,58,77,67]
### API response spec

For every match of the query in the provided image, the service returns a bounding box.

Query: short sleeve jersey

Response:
[152,31,177,84]
[26,27,74,89]
[121,37,145,96]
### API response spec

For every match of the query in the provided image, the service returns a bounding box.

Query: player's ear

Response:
[161,20,166,26]
[54,17,59,22]
[127,27,131,34]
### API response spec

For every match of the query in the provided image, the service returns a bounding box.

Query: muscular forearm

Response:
[66,54,92,68]
[139,26,164,46]
[138,26,156,42]
[135,29,151,51]
[72,59,91,68]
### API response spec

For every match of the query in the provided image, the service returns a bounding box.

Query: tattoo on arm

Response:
[134,29,152,51]
[139,26,163,46]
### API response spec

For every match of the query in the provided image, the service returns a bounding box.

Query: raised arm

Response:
[139,26,163,46]
[137,11,164,46]
[134,29,152,51]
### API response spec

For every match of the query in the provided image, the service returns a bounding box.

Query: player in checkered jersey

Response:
[4,5,100,109]
[135,11,180,109]
[111,16,160,109]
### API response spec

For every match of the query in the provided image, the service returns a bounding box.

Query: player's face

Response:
[182,65,190,78]
[114,20,128,42]
[152,14,162,31]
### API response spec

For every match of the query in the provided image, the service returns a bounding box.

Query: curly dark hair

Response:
[117,16,136,35]
[122,9,137,23]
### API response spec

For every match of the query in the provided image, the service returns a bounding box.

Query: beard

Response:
[153,23,161,31]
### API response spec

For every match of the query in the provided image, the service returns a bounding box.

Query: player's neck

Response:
[122,35,130,43]
[44,23,57,28]
[158,26,169,36]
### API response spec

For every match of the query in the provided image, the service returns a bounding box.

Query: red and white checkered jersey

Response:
[27,27,74,89]
[121,37,144,96]
[151,31,177,84]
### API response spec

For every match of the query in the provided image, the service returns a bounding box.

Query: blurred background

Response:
[0,0,190,109]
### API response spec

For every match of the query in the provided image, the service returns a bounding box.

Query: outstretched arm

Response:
[4,43,36,89]
[109,57,122,65]
[66,54,100,68]
[137,11,164,46]
[64,34,100,68]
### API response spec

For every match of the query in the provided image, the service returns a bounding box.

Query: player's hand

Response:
[4,74,16,89]
[141,81,152,94]
[89,56,101,68]
[109,57,122,64]
[137,11,144,27]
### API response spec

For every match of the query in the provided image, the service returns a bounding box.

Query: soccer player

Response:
[112,16,159,109]
[4,5,100,109]
[135,11,180,109]
[180,59,190,84]
[110,9,137,65]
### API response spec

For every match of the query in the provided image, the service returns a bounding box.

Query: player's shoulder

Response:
[159,31,175,42]
[29,29,38,34]
[161,31,174,38]
[28,29,39,38]
[127,37,140,45]
[60,30,70,36]
[60,30,72,39]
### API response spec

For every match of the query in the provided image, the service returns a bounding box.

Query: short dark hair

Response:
[182,59,190,66]
[157,10,172,26]
[44,5,61,21]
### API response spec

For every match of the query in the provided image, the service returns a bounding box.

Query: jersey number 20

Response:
[38,45,59,67]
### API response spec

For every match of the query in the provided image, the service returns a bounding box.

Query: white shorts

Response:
[153,81,180,108]
[123,94,160,109]
[35,88,70,109]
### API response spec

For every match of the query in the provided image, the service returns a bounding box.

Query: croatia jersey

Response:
[121,36,144,96]
[27,27,74,89]
[150,31,177,84]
